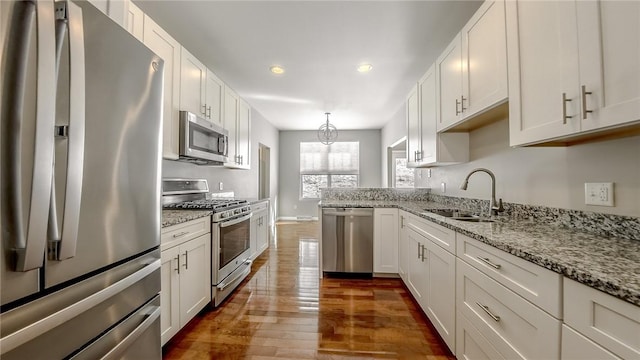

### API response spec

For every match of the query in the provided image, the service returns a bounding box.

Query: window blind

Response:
[300,142,359,175]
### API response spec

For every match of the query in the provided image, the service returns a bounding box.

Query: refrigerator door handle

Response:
[0,259,161,354]
[48,1,86,260]
[1,0,57,272]
[99,304,161,360]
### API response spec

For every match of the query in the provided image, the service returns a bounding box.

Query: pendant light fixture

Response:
[317,112,338,145]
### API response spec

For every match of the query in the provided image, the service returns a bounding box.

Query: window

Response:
[300,142,359,199]
[391,151,414,188]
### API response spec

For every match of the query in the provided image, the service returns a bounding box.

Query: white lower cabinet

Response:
[401,212,455,353]
[561,325,620,360]
[563,278,640,359]
[457,313,504,360]
[250,201,269,260]
[373,208,398,273]
[397,211,409,282]
[405,226,429,307]
[457,259,561,359]
[160,218,211,346]
[424,239,456,352]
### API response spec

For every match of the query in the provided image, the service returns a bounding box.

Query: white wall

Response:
[278,130,382,219]
[415,118,640,217]
[163,110,279,215]
[380,105,407,187]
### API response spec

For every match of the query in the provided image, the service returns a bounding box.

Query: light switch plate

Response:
[219,182,223,191]
[584,182,614,206]
[441,182,446,193]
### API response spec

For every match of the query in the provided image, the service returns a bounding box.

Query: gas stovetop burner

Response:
[163,199,249,211]
[162,179,252,223]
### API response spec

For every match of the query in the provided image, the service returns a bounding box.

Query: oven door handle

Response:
[219,213,252,228]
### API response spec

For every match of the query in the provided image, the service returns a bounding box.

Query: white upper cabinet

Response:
[436,33,464,132]
[125,1,143,41]
[406,85,421,165]
[236,99,251,168]
[461,0,508,118]
[507,0,640,146]
[576,1,640,132]
[407,64,469,168]
[180,49,226,126]
[87,0,124,27]
[205,69,224,127]
[142,15,181,160]
[413,64,469,168]
[180,47,207,118]
[436,0,508,133]
[223,87,251,169]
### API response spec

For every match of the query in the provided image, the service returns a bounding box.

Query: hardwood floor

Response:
[163,221,455,360]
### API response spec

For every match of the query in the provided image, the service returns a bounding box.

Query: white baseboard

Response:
[277,216,319,222]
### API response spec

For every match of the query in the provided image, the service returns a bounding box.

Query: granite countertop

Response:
[162,210,212,228]
[320,200,640,307]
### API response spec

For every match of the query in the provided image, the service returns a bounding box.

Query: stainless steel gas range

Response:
[162,179,252,307]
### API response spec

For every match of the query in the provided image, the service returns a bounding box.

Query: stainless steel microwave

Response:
[179,111,228,165]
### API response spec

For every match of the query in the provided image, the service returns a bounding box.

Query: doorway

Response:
[258,144,270,199]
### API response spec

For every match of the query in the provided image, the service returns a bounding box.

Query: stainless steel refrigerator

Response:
[1,0,164,358]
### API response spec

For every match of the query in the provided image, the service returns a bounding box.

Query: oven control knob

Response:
[220,212,227,219]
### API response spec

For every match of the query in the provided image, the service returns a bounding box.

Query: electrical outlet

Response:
[441,182,446,193]
[585,182,614,206]
[426,169,431,178]
[219,182,223,191]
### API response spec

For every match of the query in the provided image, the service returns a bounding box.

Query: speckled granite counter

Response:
[162,210,212,228]
[320,200,640,307]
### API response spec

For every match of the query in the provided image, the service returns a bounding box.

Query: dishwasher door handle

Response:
[323,208,373,217]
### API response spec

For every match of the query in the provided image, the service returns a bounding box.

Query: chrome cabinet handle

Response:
[477,256,501,269]
[201,104,207,116]
[183,251,188,269]
[417,243,421,259]
[172,231,188,238]
[400,216,404,228]
[175,255,180,274]
[461,96,467,112]
[476,302,501,322]
[207,105,212,119]
[416,150,423,161]
[455,99,461,115]
[562,93,572,124]
[420,244,426,262]
[581,85,593,120]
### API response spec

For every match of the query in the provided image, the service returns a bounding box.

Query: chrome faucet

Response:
[460,168,504,216]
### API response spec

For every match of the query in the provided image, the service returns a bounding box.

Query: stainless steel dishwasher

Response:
[322,208,373,274]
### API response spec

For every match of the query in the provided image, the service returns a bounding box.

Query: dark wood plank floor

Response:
[163,221,455,359]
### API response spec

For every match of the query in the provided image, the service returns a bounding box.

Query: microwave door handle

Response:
[2,0,57,271]
[48,1,86,261]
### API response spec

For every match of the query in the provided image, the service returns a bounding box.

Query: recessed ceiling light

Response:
[270,65,285,75]
[357,64,373,73]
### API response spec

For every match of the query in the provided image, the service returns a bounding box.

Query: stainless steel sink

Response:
[423,208,494,223]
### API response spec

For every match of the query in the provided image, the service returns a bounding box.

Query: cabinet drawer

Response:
[406,214,456,255]
[561,324,620,360]
[457,233,562,317]
[161,216,210,251]
[457,313,504,360]
[564,278,640,359]
[457,259,561,360]
[251,201,268,212]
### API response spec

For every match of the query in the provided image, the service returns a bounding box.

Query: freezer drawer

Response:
[322,208,373,273]
[0,252,160,360]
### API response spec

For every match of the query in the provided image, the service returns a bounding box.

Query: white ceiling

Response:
[135,1,482,130]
